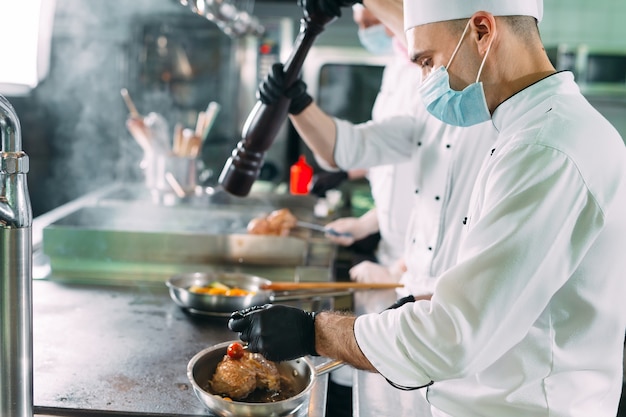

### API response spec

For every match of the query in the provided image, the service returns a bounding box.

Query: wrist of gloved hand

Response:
[257,63,285,105]
[257,63,313,114]
[386,295,415,310]
[285,78,313,115]
[310,171,348,197]
[228,304,318,361]
[288,89,313,115]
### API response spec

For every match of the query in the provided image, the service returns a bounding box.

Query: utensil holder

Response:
[144,153,198,204]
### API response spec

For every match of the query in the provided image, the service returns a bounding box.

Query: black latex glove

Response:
[257,63,313,115]
[386,295,415,310]
[297,0,361,18]
[228,304,318,361]
[310,170,348,197]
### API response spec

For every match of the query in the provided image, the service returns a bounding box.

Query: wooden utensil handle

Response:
[261,282,403,291]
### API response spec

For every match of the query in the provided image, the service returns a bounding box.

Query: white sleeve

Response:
[313,152,341,172]
[333,116,418,171]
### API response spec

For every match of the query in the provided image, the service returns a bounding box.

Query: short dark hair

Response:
[446,15,539,43]
[500,15,540,43]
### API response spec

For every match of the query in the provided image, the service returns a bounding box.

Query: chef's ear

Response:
[469,11,496,56]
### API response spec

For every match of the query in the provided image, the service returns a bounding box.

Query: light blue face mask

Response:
[418,20,493,127]
[358,24,393,56]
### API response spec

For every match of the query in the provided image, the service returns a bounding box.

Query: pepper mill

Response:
[218,9,337,196]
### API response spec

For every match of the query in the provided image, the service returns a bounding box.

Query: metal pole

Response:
[0,94,33,417]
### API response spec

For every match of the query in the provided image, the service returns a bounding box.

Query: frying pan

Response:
[187,340,344,417]
[166,271,354,316]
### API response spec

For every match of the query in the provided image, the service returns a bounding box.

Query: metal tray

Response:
[41,204,327,283]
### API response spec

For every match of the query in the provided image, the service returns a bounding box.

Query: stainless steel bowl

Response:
[187,341,317,417]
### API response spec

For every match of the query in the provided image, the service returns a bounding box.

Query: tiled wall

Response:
[540,0,626,51]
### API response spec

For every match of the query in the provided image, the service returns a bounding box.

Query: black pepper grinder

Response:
[218,9,337,196]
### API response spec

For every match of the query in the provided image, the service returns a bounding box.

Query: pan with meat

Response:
[187,340,344,417]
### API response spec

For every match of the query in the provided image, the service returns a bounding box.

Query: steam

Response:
[32,0,191,211]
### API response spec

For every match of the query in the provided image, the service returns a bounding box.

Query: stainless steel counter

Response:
[33,278,329,416]
[31,183,339,417]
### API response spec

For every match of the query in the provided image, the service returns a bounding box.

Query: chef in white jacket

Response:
[229,0,626,416]
[322,4,418,282]
[320,7,420,415]
[255,7,496,414]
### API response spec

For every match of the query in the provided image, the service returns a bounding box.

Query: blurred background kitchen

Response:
[2,1,625,416]
[4,0,626,217]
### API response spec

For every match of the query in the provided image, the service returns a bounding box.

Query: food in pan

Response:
[188,281,255,297]
[209,342,281,400]
[247,208,297,236]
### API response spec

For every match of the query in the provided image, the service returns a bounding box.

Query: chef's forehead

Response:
[403,0,543,32]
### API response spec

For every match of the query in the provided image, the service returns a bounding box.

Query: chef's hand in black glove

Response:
[386,294,415,310]
[310,170,348,197]
[228,304,318,361]
[297,0,361,18]
[257,63,313,115]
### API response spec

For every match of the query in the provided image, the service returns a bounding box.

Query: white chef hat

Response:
[404,0,543,31]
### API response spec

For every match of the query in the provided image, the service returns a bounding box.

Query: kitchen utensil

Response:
[260,281,402,291]
[296,220,352,237]
[120,88,140,117]
[125,118,153,153]
[201,101,221,141]
[145,153,197,198]
[166,272,355,316]
[142,112,171,153]
[218,10,337,196]
[187,340,345,417]
[120,88,170,154]
[164,172,187,198]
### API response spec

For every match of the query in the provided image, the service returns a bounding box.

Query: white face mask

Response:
[417,20,493,127]
[358,24,393,56]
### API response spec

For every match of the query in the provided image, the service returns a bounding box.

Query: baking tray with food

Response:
[166,271,403,317]
[187,340,344,417]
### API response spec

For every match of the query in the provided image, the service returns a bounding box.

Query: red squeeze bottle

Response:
[290,155,313,195]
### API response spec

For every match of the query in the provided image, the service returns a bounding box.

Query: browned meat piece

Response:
[266,208,297,235]
[210,351,280,400]
[247,208,297,237]
[210,354,256,399]
[246,217,273,235]
[246,353,281,392]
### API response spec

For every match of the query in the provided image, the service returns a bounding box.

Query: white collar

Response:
[492,72,578,134]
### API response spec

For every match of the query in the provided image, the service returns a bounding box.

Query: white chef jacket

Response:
[354,72,626,417]
[334,101,498,296]
[364,44,422,267]
[328,43,422,388]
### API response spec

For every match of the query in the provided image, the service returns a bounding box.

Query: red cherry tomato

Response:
[227,342,245,360]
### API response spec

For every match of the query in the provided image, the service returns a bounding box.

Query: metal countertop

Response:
[33,279,329,417]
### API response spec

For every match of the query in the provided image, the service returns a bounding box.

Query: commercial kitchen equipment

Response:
[30,180,343,416]
[0,94,33,417]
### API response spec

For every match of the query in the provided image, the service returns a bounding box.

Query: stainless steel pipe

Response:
[0,94,33,417]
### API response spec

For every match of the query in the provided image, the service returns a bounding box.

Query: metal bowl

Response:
[187,340,316,417]
[166,272,274,316]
